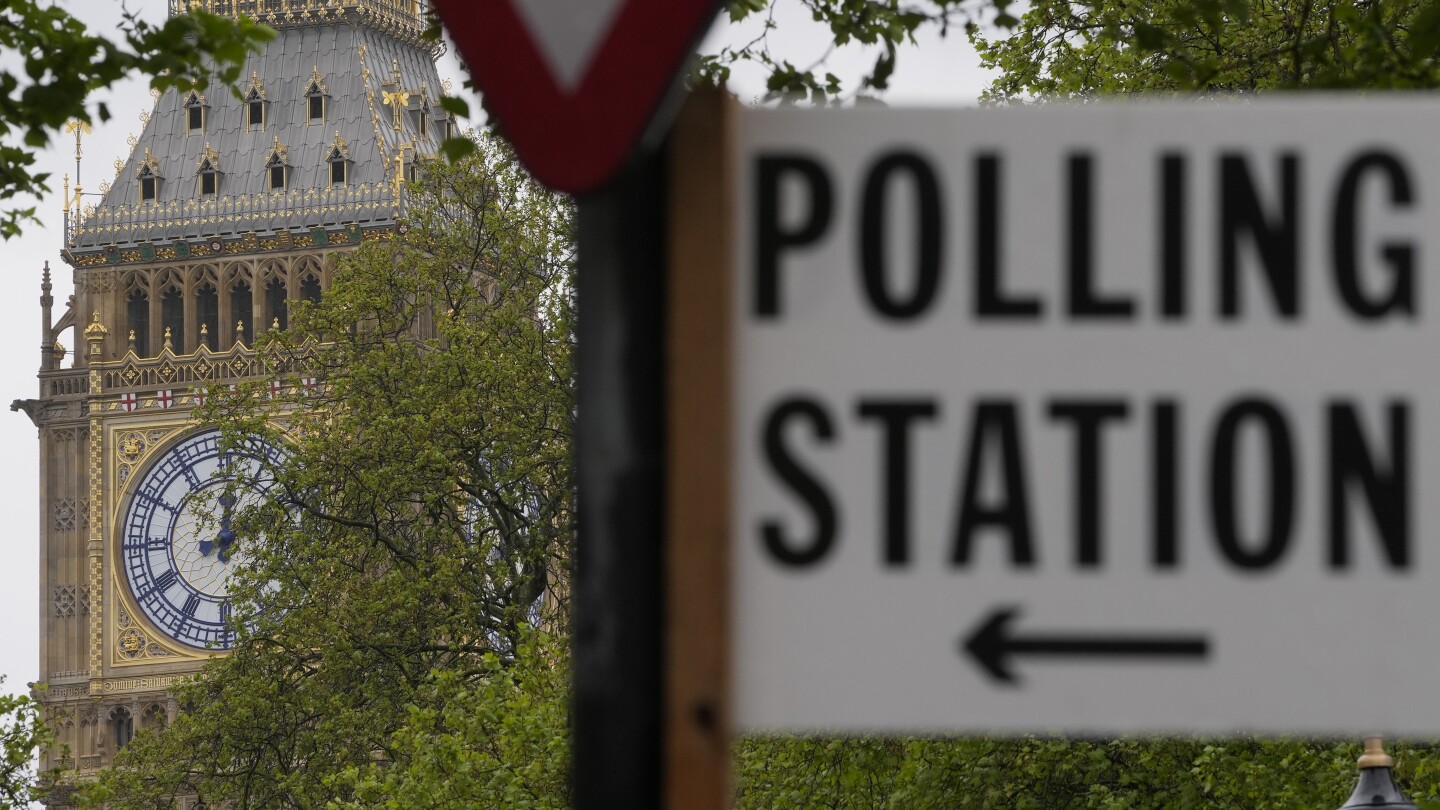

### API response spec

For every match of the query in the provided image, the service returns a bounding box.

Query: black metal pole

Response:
[572,145,668,808]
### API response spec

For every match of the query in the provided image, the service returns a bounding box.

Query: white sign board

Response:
[731,98,1440,735]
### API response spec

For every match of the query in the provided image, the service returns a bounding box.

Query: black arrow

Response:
[962,606,1210,685]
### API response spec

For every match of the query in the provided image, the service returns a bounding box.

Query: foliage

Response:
[330,632,569,810]
[736,736,1440,808]
[0,2,271,239]
[80,136,574,809]
[693,0,1007,103]
[974,0,1440,98]
[0,679,57,810]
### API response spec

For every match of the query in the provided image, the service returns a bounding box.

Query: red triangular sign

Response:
[433,0,723,194]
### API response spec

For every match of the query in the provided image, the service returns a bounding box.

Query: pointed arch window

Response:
[265,278,288,331]
[127,291,150,357]
[265,139,290,192]
[230,278,253,347]
[112,707,134,750]
[184,92,207,134]
[300,273,322,305]
[196,283,219,350]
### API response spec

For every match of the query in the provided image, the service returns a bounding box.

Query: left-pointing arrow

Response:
[962,606,1210,686]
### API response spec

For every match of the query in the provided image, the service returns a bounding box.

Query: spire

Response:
[40,261,55,371]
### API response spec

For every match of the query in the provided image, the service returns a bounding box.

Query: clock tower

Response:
[13,2,449,803]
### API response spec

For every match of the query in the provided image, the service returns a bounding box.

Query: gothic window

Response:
[162,289,184,352]
[184,92,206,134]
[417,99,430,139]
[309,91,325,122]
[142,704,167,732]
[127,291,150,357]
[300,273,322,305]
[197,283,219,350]
[111,707,133,750]
[265,279,288,331]
[445,114,457,141]
[230,279,253,345]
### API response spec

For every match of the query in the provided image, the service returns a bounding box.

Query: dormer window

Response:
[416,98,430,139]
[265,139,290,191]
[184,92,206,134]
[327,133,351,186]
[444,114,457,141]
[245,73,266,130]
[247,91,264,128]
[137,149,162,202]
[329,149,347,185]
[306,68,328,124]
[196,145,222,196]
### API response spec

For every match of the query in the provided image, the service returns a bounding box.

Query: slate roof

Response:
[70,15,447,250]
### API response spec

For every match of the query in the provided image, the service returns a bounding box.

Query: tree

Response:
[695,0,1007,102]
[973,0,1440,98]
[0,679,57,810]
[0,2,271,239]
[80,136,574,809]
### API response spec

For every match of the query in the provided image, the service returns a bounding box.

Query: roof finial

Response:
[1358,735,1394,769]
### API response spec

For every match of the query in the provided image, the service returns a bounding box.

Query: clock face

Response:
[120,428,286,650]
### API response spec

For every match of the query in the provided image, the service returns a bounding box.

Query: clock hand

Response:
[212,493,238,562]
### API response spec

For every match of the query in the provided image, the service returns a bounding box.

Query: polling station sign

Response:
[724,98,1440,735]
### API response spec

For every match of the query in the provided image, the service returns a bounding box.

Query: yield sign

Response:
[432,0,723,194]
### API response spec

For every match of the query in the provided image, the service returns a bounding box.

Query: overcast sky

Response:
[0,0,989,702]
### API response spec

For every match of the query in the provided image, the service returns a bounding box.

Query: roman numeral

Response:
[147,570,178,597]
[181,593,201,617]
[123,535,169,552]
[138,491,178,513]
